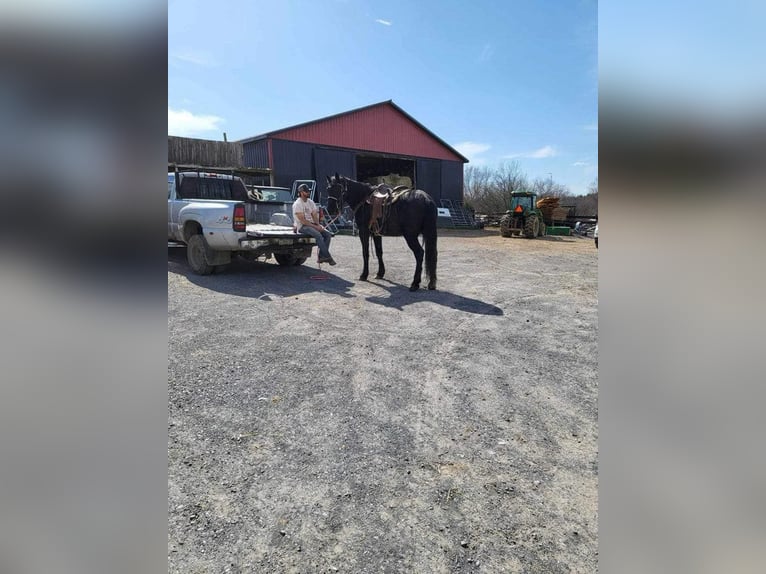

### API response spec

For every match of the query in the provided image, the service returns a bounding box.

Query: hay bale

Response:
[366,174,412,188]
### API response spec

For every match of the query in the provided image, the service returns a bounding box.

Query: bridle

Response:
[326,176,347,217]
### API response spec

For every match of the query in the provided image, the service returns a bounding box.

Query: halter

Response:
[326,176,348,216]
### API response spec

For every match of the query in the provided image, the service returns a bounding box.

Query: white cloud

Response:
[572,161,589,167]
[583,123,598,131]
[453,141,491,164]
[505,145,558,159]
[375,19,392,26]
[168,108,224,137]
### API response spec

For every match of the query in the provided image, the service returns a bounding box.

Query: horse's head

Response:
[325,173,346,216]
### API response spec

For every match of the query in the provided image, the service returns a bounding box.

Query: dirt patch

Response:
[168,229,598,573]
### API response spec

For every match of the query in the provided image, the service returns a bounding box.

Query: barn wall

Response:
[270,139,314,188]
[440,161,464,203]
[416,158,442,202]
[313,147,356,205]
[243,140,269,168]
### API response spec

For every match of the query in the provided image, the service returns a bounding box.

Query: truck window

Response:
[178,176,248,201]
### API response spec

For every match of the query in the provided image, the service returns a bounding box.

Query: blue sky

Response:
[169,0,598,195]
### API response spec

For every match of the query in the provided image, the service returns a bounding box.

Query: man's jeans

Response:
[299,226,333,259]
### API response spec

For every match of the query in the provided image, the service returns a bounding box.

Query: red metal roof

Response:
[240,100,468,163]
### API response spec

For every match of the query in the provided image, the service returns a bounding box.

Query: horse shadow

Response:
[363,279,504,315]
[168,246,356,300]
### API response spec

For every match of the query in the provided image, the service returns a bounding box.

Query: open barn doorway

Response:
[356,154,415,188]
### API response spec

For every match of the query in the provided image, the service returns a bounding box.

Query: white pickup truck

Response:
[168,171,317,274]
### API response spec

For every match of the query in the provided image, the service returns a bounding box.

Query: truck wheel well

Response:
[183,222,203,242]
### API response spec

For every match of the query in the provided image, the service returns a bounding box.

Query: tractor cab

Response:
[509,192,536,214]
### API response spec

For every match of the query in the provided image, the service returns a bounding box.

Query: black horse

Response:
[325,174,438,291]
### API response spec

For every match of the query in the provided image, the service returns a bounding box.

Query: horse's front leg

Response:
[373,235,385,279]
[359,231,370,281]
[403,234,424,291]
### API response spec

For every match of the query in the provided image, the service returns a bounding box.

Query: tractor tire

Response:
[499,214,512,238]
[538,223,546,237]
[274,253,297,266]
[524,215,539,238]
[187,234,214,275]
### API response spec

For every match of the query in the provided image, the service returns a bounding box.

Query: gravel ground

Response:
[168,229,598,573]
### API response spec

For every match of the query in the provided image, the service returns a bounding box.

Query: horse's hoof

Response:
[359,275,368,281]
[409,285,419,292]
[428,284,436,290]
[375,274,384,279]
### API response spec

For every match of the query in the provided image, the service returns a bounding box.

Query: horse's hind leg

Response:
[373,235,385,279]
[359,231,370,281]
[403,233,424,291]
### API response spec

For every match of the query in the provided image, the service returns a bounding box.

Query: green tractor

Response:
[499,191,546,238]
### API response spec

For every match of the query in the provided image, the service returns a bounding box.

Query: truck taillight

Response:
[233,204,246,232]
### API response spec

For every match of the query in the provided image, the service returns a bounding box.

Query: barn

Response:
[238,100,468,207]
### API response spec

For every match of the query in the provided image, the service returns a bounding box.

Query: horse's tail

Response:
[423,199,438,285]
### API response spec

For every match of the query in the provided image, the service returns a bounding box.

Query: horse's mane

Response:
[341,176,374,208]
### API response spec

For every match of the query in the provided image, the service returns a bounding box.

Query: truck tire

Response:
[292,257,307,266]
[524,215,539,238]
[274,253,297,266]
[187,234,214,275]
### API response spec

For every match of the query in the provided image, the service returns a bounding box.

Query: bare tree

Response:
[488,161,528,213]
[531,177,571,198]
[463,165,493,210]
[464,162,526,213]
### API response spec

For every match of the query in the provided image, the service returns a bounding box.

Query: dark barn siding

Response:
[440,161,464,203]
[243,140,269,168]
[270,139,314,188]
[313,148,356,204]
[416,158,442,202]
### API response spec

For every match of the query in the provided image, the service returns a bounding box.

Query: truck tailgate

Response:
[246,223,304,239]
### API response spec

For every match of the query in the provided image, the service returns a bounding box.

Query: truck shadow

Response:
[168,246,356,299]
[363,279,504,315]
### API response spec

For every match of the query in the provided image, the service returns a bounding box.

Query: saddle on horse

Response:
[369,184,409,235]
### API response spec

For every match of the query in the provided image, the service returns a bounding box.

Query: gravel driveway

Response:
[168,229,598,573]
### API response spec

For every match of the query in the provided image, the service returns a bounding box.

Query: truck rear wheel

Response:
[275,253,297,266]
[292,257,307,266]
[187,234,214,275]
